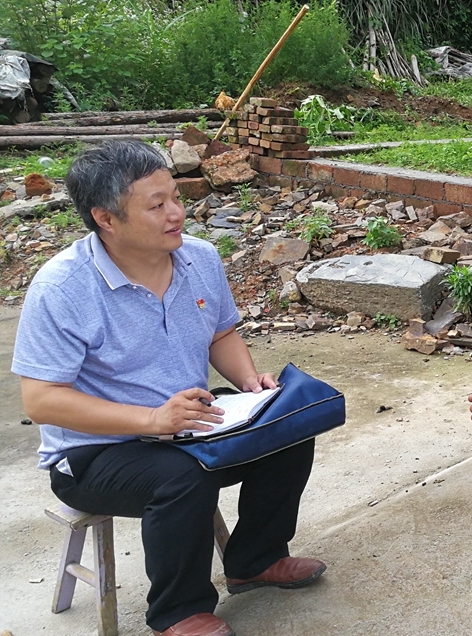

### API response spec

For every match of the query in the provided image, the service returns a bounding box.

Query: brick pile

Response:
[226,97,315,160]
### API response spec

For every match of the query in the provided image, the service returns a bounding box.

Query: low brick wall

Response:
[251,156,472,218]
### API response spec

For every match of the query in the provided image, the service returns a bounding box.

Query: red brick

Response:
[324,185,347,199]
[350,188,370,200]
[229,143,241,151]
[175,177,212,201]
[386,174,415,196]
[262,117,298,126]
[247,121,259,130]
[250,130,261,138]
[445,182,472,205]
[238,128,249,137]
[249,145,265,155]
[360,172,387,192]
[260,139,271,149]
[298,179,316,189]
[270,142,309,151]
[415,178,444,201]
[270,150,315,159]
[282,160,308,178]
[431,201,463,217]
[238,137,249,145]
[262,133,307,143]
[307,162,333,183]
[259,124,271,133]
[270,108,295,118]
[463,205,472,218]
[333,167,360,187]
[257,156,282,174]
[268,175,293,189]
[249,155,259,170]
[249,97,278,108]
[248,113,261,122]
[248,137,260,146]
[227,136,238,144]
[256,107,274,116]
[270,125,309,135]
[236,120,248,128]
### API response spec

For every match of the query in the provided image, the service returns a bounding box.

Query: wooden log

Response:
[0,133,185,149]
[41,108,222,125]
[0,123,218,136]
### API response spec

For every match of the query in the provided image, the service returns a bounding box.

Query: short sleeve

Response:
[11,282,87,383]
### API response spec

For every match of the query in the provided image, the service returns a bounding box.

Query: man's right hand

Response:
[148,388,224,435]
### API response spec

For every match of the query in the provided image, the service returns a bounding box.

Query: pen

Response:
[198,397,212,407]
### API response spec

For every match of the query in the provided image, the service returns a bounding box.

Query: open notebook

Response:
[144,386,282,441]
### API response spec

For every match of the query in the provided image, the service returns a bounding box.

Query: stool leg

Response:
[52,526,87,613]
[93,518,118,636]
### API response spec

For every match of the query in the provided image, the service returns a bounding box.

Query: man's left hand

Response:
[242,373,278,394]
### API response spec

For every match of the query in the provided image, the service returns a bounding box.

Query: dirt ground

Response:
[2,304,472,636]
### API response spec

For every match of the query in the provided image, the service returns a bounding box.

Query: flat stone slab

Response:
[296,254,448,320]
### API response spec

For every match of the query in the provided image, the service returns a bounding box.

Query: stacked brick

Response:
[225,97,315,160]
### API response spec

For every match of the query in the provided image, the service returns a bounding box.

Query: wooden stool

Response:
[45,502,230,636]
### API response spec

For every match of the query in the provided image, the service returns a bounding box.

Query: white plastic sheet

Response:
[0,54,31,100]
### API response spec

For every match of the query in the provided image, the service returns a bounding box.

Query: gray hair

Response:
[65,140,167,233]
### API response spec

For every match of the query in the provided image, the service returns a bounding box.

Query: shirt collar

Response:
[90,232,192,291]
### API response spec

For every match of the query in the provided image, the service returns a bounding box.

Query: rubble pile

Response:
[2,162,472,355]
[226,97,316,160]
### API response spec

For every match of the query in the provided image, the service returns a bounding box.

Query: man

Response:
[12,140,325,636]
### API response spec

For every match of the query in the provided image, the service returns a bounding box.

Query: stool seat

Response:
[46,503,230,636]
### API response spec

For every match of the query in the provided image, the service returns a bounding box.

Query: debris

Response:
[201,149,257,191]
[376,405,392,413]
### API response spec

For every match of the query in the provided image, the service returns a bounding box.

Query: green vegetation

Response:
[294,94,359,143]
[363,218,402,249]
[341,140,472,177]
[235,184,255,213]
[374,312,402,330]
[0,144,81,178]
[47,208,84,230]
[444,265,472,317]
[217,234,238,258]
[298,213,333,244]
[425,78,472,109]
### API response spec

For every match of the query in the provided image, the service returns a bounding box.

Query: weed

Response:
[299,213,333,244]
[217,235,238,258]
[280,299,289,310]
[235,184,255,213]
[295,94,357,143]
[0,288,22,298]
[363,218,402,249]
[375,312,402,330]
[177,116,209,133]
[444,265,472,317]
[48,207,84,229]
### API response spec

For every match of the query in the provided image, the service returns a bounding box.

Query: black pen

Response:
[198,397,212,407]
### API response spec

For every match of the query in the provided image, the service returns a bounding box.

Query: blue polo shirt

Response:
[11,232,239,468]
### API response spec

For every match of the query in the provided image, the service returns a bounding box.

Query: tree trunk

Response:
[0,133,187,149]
[41,108,222,125]
[0,124,218,136]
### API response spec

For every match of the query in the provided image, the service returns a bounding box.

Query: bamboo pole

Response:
[214,4,310,141]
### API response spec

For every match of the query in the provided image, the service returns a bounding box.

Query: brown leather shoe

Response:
[226,556,327,594]
[152,613,235,636]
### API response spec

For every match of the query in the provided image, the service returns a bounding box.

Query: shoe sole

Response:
[226,563,327,595]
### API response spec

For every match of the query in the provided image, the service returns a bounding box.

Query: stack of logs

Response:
[226,97,315,159]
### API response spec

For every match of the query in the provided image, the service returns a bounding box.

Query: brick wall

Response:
[251,156,472,218]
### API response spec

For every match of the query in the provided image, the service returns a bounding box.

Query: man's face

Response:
[112,168,186,258]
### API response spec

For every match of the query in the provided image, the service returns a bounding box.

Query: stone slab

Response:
[296,254,448,320]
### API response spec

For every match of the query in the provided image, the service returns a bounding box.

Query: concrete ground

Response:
[1,305,472,636]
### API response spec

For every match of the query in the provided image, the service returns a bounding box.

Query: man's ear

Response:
[91,207,115,234]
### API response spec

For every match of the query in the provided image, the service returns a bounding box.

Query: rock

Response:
[192,144,210,159]
[174,177,211,201]
[405,206,418,221]
[449,227,469,243]
[208,228,242,241]
[208,210,243,228]
[201,149,257,191]
[346,311,364,327]
[204,139,231,159]
[425,298,462,337]
[1,189,16,202]
[231,250,247,266]
[416,205,435,221]
[365,204,385,216]
[401,238,426,251]
[408,318,427,336]
[280,281,301,303]
[452,237,472,256]
[354,198,370,210]
[180,125,211,147]
[419,220,452,245]
[151,145,177,175]
[340,196,357,209]
[171,140,202,174]
[185,222,206,236]
[422,246,460,264]
[312,201,338,214]
[306,313,334,330]
[248,305,262,318]
[437,212,472,229]
[388,208,407,221]
[279,266,297,284]
[252,224,265,236]
[402,331,439,355]
[456,323,472,337]
[297,254,448,321]
[372,199,387,208]
[273,322,296,331]
[260,237,309,265]
[0,191,71,220]
[385,200,405,214]
[288,302,305,314]
[24,173,54,197]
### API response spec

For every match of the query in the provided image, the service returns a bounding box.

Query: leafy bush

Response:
[295,94,357,142]
[217,235,239,258]
[375,312,402,330]
[299,212,334,243]
[363,218,402,249]
[444,265,472,317]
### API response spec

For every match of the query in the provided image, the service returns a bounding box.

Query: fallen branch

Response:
[0,123,219,136]
[0,132,186,150]
[41,108,222,126]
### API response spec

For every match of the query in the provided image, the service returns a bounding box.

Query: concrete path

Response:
[1,306,471,636]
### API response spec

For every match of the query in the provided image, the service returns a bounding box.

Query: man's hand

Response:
[148,388,225,435]
[242,373,278,394]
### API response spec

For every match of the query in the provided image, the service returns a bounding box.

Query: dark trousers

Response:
[50,439,315,632]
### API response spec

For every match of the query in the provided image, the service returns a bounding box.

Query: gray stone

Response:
[171,140,201,174]
[425,298,462,337]
[184,223,206,236]
[208,228,242,241]
[437,212,472,229]
[260,237,309,265]
[248,305,262,318]
[280,281,301,303]
[385,200,405,214]
[231,250,247,266]
[151,145,177,175]
[296,254,448,321]
[208,210,243,228]
[312,201,338,214]
[279,266,297,284]
[0,191,70,220]
[406,206,418,221]
[419,220,452,245]
[365,205,385,217]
